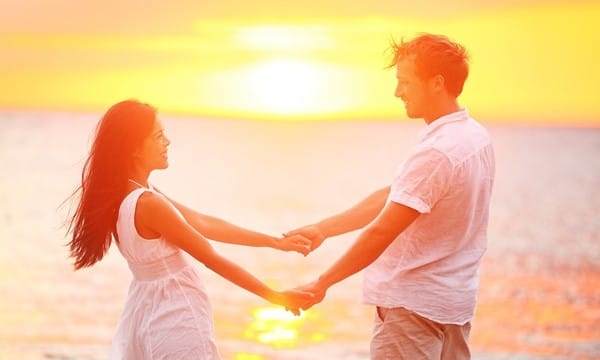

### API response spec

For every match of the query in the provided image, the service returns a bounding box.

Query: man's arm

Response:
[286,186,390,251]
[296,201,419,308]
[317,186,391,237]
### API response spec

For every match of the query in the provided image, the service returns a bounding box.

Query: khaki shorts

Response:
[370,306,471,360]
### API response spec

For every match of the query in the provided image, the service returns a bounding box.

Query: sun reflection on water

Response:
[234,353,263,360]
[242,306,327,350]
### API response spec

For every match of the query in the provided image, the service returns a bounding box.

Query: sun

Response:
[200,57,357,119]
[195,24,364,119]
[226,24,355,117]
[246,59,323,115]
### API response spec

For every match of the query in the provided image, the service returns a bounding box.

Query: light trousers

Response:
[370,306,471,360]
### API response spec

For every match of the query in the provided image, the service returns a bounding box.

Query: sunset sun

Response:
[246,59,323,115]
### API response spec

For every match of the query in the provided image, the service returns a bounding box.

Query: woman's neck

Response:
[127,169,150,189]
[128,159,152,186]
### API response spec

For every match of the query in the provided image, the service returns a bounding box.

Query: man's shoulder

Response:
[423,121,491,163]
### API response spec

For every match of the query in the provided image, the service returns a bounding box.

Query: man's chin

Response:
[403,106,419,119]
[405,111,421,119]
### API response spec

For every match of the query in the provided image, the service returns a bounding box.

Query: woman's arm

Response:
[153,187,311,255]
[136,191,311,310]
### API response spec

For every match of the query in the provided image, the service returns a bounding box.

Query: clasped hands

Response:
[271,225,328,316]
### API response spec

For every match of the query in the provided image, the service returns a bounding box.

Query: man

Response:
[286,33,496,359]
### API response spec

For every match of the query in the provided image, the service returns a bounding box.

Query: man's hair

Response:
[389,33,470,97]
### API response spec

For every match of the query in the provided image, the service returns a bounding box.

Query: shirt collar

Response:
[419,108,469,141]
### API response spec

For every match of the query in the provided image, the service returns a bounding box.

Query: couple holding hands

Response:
[65,33,495,359]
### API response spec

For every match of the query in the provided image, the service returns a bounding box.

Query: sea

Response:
[0,110,598,359]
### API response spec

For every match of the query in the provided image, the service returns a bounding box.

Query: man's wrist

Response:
[314,222,330,239]
[315,274,333,291]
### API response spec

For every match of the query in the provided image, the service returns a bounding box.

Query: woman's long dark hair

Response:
[65,100,156,270]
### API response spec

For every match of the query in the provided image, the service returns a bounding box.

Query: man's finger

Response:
[297,239,312,247]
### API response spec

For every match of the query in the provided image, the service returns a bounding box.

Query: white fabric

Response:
[363,109,495,325]
[110,187,220,359]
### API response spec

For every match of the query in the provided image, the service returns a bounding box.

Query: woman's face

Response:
[134,118,171,171]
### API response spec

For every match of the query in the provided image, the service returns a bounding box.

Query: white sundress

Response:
[109,187,221,359]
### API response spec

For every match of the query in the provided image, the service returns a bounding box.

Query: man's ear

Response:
[431,74,446,93]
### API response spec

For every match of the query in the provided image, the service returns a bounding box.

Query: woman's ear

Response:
[131,147,143,161]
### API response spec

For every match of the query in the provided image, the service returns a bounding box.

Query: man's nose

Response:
[395,85,403,98]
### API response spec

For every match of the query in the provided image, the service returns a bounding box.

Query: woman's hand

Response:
[274,234,313,256]
[269,289,315,316]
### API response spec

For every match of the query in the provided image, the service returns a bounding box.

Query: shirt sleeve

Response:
[389,147,453,214]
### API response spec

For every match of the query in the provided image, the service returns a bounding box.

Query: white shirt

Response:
[362,109,495,325]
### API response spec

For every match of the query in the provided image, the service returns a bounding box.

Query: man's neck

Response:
[423,99,461,124]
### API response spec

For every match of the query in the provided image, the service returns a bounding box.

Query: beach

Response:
[0,111,598,359]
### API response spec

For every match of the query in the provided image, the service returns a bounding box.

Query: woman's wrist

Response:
[266,235,281,250]
[264,288,282,304]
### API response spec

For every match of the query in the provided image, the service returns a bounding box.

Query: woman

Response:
[65,99,312,359]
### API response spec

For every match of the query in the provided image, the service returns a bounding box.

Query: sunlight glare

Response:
[249,59,320,114]
[201,58,360,118]
[243,306,304,348]
[235,25,333,50]
[234,353,263,360]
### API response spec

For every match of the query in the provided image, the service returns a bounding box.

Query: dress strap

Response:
[128,179,158,193]
[128,179,147,189]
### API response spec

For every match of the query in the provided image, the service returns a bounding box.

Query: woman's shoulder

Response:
[136,189,180,222]
[137,189,167,210]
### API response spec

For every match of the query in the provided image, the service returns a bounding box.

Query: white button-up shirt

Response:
[363,109,495,325]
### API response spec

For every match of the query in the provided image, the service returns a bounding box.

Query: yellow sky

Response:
[1,1,599,124]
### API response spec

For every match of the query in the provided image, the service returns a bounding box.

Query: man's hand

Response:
[284,224,327,253]
[290,281,327,311]
[275,234,313,256]
[275,289,315,316]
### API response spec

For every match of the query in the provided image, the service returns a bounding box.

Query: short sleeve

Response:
[389,147,452,214]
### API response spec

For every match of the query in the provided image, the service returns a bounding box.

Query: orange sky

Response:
[1,0,599,124]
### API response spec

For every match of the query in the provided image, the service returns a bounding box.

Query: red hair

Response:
[65,99,156,269]
[389,33,470,97]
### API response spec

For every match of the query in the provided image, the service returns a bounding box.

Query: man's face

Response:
[394,57,432,119]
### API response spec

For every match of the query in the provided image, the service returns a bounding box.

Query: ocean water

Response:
[0,111,598,360]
